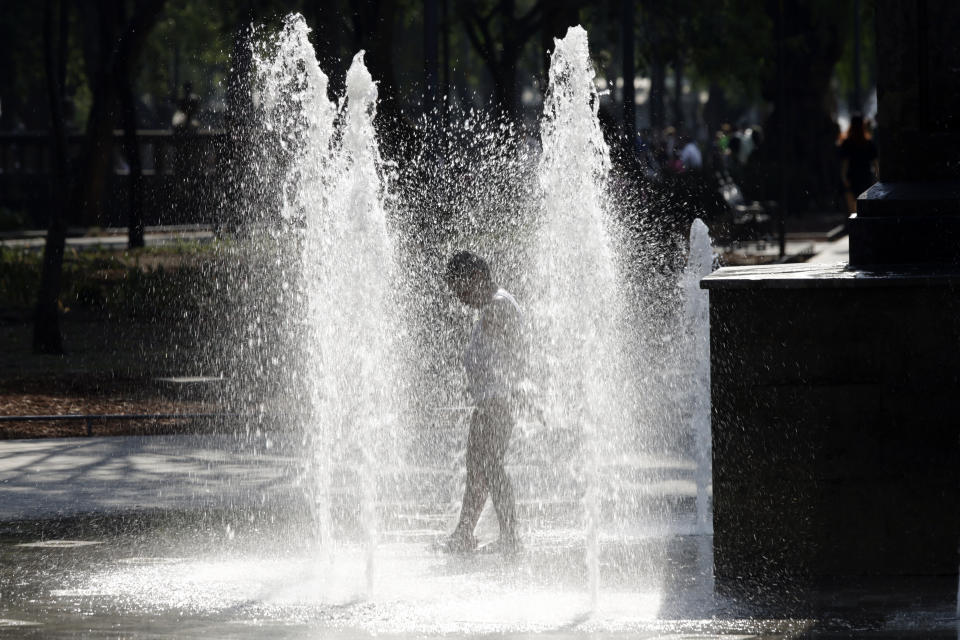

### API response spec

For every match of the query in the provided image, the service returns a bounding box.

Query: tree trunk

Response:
[114,0,165,246]
[649,51,665,129]
[621,0,636,140]
[672,59,683,128]
[34,0,70,354]
[118,63,144,248]
[493,54,519,116]
[761,0,848,212]
[440,0,450,122]
[224,17,254,233]
[702,82,728,135]
[74,0,165,229]
[459,0,549,120]
[75,2,118,227]
[424,0,439,113]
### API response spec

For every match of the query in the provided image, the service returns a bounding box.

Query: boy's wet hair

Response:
[445,251,490,283]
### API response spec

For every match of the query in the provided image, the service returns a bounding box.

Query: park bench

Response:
[714,170,772,241]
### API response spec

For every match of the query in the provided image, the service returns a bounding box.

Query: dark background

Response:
[0,0,875,229]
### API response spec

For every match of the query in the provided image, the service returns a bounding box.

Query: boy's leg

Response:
[486,456,518,544]
[479,401,519,547]
[448,409,487,549]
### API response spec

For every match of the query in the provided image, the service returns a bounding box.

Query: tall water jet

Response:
[253,16,398,595]
[252,15,337,556]
[533,25,632,610]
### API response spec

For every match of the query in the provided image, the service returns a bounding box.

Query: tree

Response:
[759,0,848,212]
[621,0,636,139]
[458,0,549,116]
[115,0,167,248]
[34,0,70,354]
[539,0,582,78]
[71,0,165,232]
[424,0,440,112]
[34,0,166,353]
[635,0,772,129]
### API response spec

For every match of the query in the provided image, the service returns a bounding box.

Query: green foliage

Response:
[0,248,40,308]
[0,5,49,129]
[632,0,773,104]
[0,3,92,130]
[834,0,875,109]
[682,0,774,103]
[139,0,233,109]
[0,243,224,322]
[0,208,30,232]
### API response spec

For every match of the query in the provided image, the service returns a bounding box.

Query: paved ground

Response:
[0,435,705,523]
[0,436,298,520]
[807,233,850,264]
[0,435,955,638]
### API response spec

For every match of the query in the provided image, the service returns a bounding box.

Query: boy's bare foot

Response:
[435,532,478,554]
[477,536,523,557]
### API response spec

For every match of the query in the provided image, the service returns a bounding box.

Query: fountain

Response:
[227,16,681,620]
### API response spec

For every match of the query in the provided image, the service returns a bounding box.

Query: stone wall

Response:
[706,265,960,584]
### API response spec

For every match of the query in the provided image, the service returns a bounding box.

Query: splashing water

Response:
[234,13,701,619]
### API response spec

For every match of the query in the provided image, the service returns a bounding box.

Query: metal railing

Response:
[0,129,227,176]
[0,406,479,438]
[0,129,229,227]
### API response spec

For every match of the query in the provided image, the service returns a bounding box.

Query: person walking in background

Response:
[679,131,703,172]
[440,251,525,556]
[838,114,879,212]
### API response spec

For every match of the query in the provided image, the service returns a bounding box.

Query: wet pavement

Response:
[0,436,298,521]
[0,436,956,638]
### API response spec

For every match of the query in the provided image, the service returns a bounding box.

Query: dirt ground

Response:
[1,311,219,439]
[0,376,216,439]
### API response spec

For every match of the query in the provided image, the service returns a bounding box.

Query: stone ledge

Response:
[848,213,960,265]
[857,181,960,217]
[700,262,960,289]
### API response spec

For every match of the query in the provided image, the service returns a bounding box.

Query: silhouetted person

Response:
[727,135,745,185]
[172,82,201,130]
[679,131,703,172]
[838,114,879,212]
[742,126,765,201]
[441,251,524,556]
